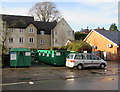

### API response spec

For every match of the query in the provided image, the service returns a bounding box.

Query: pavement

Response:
[1,60,119,84]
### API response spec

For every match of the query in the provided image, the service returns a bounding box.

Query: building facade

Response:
[1,14,74,49]
[84,29,120,61]
[51,18,74,47]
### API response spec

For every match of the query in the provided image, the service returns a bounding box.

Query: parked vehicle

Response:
[66,53,107,70]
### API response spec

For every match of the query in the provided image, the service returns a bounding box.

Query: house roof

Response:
[1,14,34,28]
[94,30,120,45]
[32,21,57,34]
[1,14,57,34]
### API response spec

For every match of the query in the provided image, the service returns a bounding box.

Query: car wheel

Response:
[100,63,106,69]
[77,64,83,70]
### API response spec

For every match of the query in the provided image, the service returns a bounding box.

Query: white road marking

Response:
[29,81,34,84]
[2,82,27,86]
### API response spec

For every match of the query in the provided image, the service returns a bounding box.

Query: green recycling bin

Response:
[10,48,31,67]
[50,50,70,66]
[37,50,70,66]
[37,50,46,63]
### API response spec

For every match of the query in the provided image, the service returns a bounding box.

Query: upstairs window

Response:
[19,29,24,33]
[68,30,71,35]
[29,28,34,33]
[40,40,45,45]
[8,28,14,32]
[40,31,44,35]
[8,38,13,42]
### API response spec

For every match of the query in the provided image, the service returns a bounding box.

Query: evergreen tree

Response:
[109,23,118,31]
[75,32,88,40]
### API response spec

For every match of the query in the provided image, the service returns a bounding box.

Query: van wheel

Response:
[77,64,83,70]
[100,63,106,69]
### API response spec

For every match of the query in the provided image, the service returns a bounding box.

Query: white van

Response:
[66,53,107,70]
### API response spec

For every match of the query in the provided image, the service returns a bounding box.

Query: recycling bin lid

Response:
[10,48,31,52]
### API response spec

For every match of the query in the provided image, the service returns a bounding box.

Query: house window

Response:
[8,28,13,32]
[19,29,24,33]
[29,28,34,33]
[19,38,24,43]
[40,40,45,45]
[55,39,57,43]
[29,37,34,43]
[8,38,13,42]
[55,30,57,35]
[68,30,71,35]
[40,31,44,35]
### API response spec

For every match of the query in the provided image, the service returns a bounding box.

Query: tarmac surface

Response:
[1,60,119,90]
[2,60,119,84]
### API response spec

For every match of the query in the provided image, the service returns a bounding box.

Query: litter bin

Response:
[10,48,31,67]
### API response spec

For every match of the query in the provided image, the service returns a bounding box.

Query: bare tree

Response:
[0,15,26,67]
[0,21,8,54]
[29,1,62,22]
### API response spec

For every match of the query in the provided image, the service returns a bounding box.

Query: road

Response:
[2,75,118,90]
[1,60,119,91]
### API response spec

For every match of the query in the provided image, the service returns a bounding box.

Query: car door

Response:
[74,54,83,66]
[91,55,101,66]
[83,54,92,67]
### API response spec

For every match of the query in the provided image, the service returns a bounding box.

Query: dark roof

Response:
[94,30,120,45]
[1,14,57,34]
[1,14,34,28]
[32,21,57,34]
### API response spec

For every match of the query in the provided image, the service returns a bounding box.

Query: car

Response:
[65,53,107,70]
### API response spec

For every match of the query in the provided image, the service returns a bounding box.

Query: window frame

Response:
[68,30,71,35]
[19,29,24,33]
[40,39,45,45]
[28,37,34,43]
[19,37,24,43]
[29,28,34,33]
[74,54,83,60]
[8,28,14,32]
[8,38,14,43]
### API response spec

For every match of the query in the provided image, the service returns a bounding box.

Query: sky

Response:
[0,0,119,31]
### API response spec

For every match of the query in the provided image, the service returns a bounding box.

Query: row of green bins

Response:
[10,48,31,67]
[37,50,70,66]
